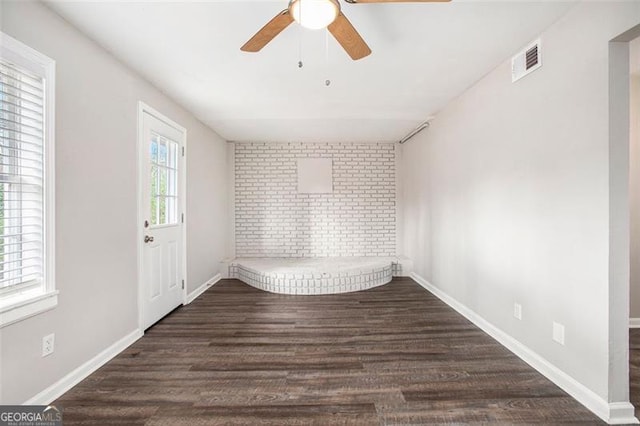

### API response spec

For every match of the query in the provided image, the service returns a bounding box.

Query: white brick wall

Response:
[234,142,397,257]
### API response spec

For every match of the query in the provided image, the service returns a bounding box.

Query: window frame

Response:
[0,32,56,328]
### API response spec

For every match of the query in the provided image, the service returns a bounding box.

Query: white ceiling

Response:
[45,0,577,143]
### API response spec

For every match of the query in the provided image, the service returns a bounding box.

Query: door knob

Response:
[144,235,154,243]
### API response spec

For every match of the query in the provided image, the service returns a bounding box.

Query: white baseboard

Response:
[630,318,640,328]
[186,273,222,305]
[410,273,639,425]
[24,328,142,405]
[608,402,639,424]
[22,273,221,406]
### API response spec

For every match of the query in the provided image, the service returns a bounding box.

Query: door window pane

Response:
[159,195,166,225]
[149,133,179,226]
[150,164,158,225]
[150,136,158,163]
[159,168,167,197]
[158,140,167,166]
[168,168,177,196]
[169,143,177,169]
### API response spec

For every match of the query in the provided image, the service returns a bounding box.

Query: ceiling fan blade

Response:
[328,13,372,61]
[241,10,294,53]
[346,0,450,2]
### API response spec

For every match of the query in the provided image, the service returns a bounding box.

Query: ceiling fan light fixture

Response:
[289,0,340,30]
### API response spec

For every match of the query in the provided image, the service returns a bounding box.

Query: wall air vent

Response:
[512,39,542,82]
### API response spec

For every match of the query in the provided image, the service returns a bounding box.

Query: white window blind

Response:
[0,33,55,328]
[0,60,45,296]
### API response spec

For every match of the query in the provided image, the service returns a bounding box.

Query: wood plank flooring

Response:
[55,278,603,425]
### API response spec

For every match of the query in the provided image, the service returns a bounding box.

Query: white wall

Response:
[0,1,229,404]
[234,142,396,258]
[401,0,639,410]
[630,39,640,319]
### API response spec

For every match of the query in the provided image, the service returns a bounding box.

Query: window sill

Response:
[0,290,59,328]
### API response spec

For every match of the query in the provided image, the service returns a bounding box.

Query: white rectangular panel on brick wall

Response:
[235,142,396,257]
[297,158,333,194]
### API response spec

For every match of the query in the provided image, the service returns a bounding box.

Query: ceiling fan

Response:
[241,0,450,61]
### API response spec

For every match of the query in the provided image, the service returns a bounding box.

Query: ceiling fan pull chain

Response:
[298,21,304,68]
[325,28,331,87]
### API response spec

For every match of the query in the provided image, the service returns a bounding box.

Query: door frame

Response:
[136,101,188,332]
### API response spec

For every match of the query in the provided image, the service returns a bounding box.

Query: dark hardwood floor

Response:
[56,278,603,425]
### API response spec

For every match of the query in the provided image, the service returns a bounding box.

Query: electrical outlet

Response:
[42,333,55,357]
[553,322,565,345]
[513,303,522,320]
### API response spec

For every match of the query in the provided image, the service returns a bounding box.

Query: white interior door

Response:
[139,106,185,330]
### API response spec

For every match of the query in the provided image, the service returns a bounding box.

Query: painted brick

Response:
[234,142,396,257]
